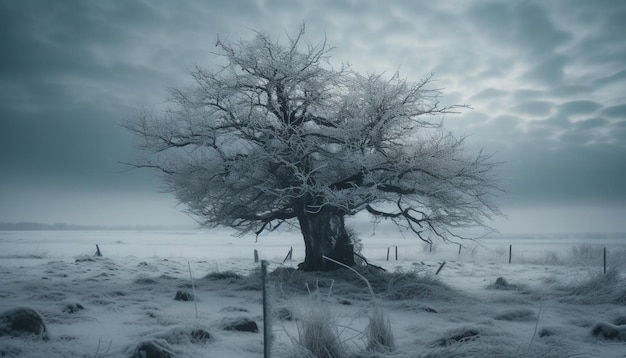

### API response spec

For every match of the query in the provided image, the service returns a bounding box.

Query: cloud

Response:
[466,1,570,55]
[496,143,626,205]
[0,104,136,186]
[470,88,507,101]
[558,100,602,116]
[509,2,571,54]
[595,69,626,86]
[0,183,189,226]
[512,89,545,101]
[510,100,554,117]
[565,2,626,68]
[558,128,594,145]
[600,104,626,118]
[549,85,595,98]
[612,121,626,146]
[467,109,626,208]
[470,115,524,148]
[523,116,569,140]
[574,117,609,130]
[520,115,614,147]
[522,54,568,86]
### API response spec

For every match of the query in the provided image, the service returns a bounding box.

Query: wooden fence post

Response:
[508,245,512,264]
[254,249,259,263]
[282,247,293,263]
[395,246,398,261]
[436,261,446,275]
[386,247,390,261]
[95,244,102,257]
[603,247,607,274]
[261,260,271,358]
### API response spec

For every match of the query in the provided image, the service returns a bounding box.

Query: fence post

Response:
[603,247,607,274]
[261,260,271,358]
[508,245,512,264]
[386,247,390,261]
[458,244,462,257]
[282,247,293,263]
[254,249,259,263]
[436,261,446,275]
[395,246,398,261]
[95,244,102,257]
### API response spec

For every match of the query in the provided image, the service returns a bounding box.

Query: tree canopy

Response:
[126,26,501,271]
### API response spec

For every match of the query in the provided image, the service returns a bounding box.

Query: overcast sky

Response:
[1,0,625,233]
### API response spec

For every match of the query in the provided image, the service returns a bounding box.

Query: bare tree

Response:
[126,26,501,271]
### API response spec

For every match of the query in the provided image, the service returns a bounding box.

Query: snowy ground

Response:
[1,229,625,357]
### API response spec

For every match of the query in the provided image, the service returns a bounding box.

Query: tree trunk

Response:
[297,209,355,271]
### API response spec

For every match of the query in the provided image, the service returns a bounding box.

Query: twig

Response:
[92,338,112,357]
[527,296,544,354]
[354,252,386,271]
[322,256,376,300]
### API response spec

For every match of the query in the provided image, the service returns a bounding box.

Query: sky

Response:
[1,0,625,233]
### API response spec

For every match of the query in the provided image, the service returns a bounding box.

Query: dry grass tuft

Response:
[554,268,625,305]
[381,271,465,302]
[269,266,463,303]
[365,308,396,353]
[204,271,242,281]
[292,304,347,358]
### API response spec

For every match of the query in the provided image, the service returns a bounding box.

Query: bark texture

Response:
[297,210,355,271]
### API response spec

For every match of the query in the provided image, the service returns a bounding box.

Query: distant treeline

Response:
[0,222,194,231]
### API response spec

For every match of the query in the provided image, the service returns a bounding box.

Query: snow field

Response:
[1,230,625,357]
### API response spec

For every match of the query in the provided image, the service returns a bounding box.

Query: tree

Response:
[126,26,501,271]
